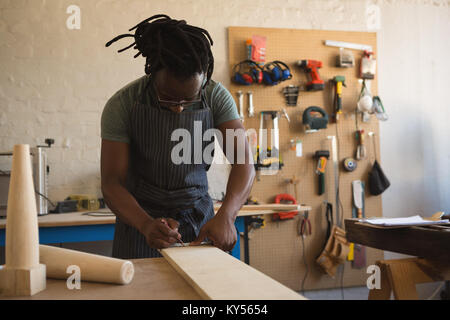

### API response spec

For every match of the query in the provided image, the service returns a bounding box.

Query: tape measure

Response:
[343,158,357,172]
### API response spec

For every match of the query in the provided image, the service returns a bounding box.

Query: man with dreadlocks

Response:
[101,15,255,258]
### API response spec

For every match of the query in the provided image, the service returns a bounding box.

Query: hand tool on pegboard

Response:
[302,106,329,133]
[297,60,325,91]
[282,85,300,106]
[331,76,346,122]
[256,111,284,174]
[314,150,330,196]
[351,180,367,269]
[292,139,303,157]
[355,129,367,160]
[360,50,377,80]
[318,138,334,247]
[247,91,255,117]
[325,202,333,240]
[336,47,355,68]
[327,135,340,227]
[352,180,364,219]
[343,157,357,172]
[236,90,244,122]
[299,211,312,237]
[272,193,299,221]
[373,96,388,121]
[280,107,290,123]
[316,225,350,278]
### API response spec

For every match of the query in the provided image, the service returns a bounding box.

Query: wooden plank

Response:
[160,245,306,300]
[1,258,201,300]
[345,218,450,261]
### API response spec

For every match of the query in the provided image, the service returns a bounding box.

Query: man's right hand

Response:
[140,218,181,249]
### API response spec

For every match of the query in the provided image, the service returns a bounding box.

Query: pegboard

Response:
[228,27,384,291]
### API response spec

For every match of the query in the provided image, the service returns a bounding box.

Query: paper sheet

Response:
[361,215,449,227]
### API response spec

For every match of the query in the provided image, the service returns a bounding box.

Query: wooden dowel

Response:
[39,245,134,285]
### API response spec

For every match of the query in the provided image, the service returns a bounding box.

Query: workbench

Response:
[345,218,450,261]
[2,258,201,300]
[345,218,450,299]
[0,209,116,245]
[0,205,311,262]
[2,254,306,301]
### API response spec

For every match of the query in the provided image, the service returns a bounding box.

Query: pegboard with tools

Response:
[228,27,384,291]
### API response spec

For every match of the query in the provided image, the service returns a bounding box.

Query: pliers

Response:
[299,212,312,236]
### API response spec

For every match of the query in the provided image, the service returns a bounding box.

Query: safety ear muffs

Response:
[262,62,281,85]
[233,72,253,85]
[272,61,292,81]
[251,66,263,84]
[232,60,260,85]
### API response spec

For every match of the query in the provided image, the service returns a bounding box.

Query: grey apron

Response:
[112,76,215,259]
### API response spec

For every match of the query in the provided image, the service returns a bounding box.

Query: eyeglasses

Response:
[153,82,202,110]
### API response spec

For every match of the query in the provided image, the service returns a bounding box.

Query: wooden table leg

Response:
[386,262,420,300]
[369,258,438,300]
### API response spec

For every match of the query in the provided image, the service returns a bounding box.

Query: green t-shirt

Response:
[101,75,240,144]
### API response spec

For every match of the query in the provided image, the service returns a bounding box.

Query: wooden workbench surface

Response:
[0,208,116,229]
[0,205,312,229]
[2,258,202,300]
[345,218,450,262]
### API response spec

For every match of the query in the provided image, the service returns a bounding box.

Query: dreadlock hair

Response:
[105,14,214,85]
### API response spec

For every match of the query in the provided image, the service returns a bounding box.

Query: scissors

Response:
[299,212,312,236]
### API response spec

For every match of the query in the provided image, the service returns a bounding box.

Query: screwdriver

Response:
[160,218,186,247]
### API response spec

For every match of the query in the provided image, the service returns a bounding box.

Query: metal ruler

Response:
[324,40,373,52]
[170,241,212,248]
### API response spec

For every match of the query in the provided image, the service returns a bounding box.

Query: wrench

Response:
[237,91,244,122]
[247,91,255,117]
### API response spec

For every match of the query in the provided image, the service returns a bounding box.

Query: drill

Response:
[297,60,325,91]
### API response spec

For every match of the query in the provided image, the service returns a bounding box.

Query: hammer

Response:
[314,150,330,195]
[331,76,346,121]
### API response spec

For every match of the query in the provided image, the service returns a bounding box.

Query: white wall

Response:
[0,0,449,295]
[378,2,450,220]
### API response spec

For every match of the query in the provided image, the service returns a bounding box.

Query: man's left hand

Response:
[190,214,237,252]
